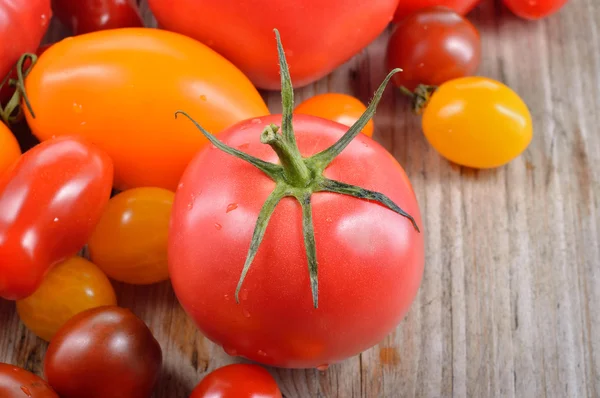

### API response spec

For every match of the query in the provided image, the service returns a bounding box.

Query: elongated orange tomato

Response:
[23,28,269,191]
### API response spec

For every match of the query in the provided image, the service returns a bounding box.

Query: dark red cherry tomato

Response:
[52,0,143,35]
[393,0,480,21]
[0,363,58,397]
[0,136,113,300]
[503,0,568,19]
[190,364,282,398]
[44,306,162,398]
[387,6,481,91]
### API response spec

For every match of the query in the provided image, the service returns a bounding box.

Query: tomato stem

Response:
[0,53,38,125]
[399,84,437,115]
[175,29,420,309]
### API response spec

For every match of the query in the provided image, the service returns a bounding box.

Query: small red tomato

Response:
[52,0,144,35]
[190,364,282,398]
[295,93,375,137]
[0,363,58,398]
[0,136,113,300]
[393,0,480,21]
[44,306,162,398]
[503,0,568,20]
[387,6,481,91]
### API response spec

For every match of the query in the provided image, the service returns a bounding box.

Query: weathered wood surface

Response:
[1,0,599,397]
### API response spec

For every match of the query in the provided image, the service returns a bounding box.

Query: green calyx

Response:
[0,53,38,125]
[175,29,420,309]
[399,84,437,115]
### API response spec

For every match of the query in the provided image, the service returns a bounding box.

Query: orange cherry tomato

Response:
[16,256,117,342]
[294,93,374,137]
[23,28,269,191]
[421,76,532,168]
[0,123,20,176]
[88,187,173,285]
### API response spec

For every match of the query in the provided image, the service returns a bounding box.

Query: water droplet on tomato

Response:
[239,289,249,301]
[316,364,329,371]
[177,182,184,190]
[242,308,251,318]
[20,386,32,397]
[251,118,262,124]
[223,346,238,356]
[53,217,59,222]
[215,223,222,230]
[72,103,83,113]
[224,294,230,301]
[199,95,207,101]
[326,217,332,223]
[257,350,267,357]
[187,202,194,210]
[226,203,238,213]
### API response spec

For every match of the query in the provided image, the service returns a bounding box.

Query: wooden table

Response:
[1,1,599,397]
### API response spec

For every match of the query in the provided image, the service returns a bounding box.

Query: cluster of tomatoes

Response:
[0,0,568,397]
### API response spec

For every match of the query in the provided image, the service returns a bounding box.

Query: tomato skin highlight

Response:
[52,0,144,35]
[44,306,163,398]
[422,76,533,168]
[169,114,424,368]
[295,93,374,137]
[503,0,568,20]
[88,187,174,285]
[0,363,58,398]
[393,0,480,21]
[0,123,20,177]
[148,0,399,89]
[387,6,481,91]
[23,28,269,191]
[16,256,117,342]
[190,364,282,398]
[0,0,51,90]
[0,136,114,300]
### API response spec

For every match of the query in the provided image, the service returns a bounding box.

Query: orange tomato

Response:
[16,256,117,342]
[88,187,173,285]
[294,93,374,137]
[0,123,20,176]
[23,28,269,191]
[422,76,532,168]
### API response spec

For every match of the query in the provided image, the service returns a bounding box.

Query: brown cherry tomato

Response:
[190,364,282,398]
[0,363,58,398]
[44,306,162,398]
[52,0,144,35]
[16,256,117,342]
[387,6,481,91]
[88,187,173,285]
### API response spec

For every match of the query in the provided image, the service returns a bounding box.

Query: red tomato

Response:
[0,363,58,397]
[0,0,51,90]
[393,0,480,21]
[503,0,568,19]
[148,0,400,89]
[52,0,144,35]
[169,33,423,368]
[190,364,282,398]
[22,28,269,191]
[0,137,113,300]
[45,306,162,398]
[387,6,481,91]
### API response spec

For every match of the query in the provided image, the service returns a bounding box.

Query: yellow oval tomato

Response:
[294,93,374,137]
[16,256,117,342]
[88,187,173,285]
[422,76,532,168]
[0,123,20,176]
[23,28,269,191]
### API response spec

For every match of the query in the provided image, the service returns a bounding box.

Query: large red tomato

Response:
[169,32,424,368]
[0,0,51,105]
[148,0,400,89]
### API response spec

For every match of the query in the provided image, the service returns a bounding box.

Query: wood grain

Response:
[1,0,599,397]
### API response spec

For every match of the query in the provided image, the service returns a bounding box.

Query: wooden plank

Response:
[1,1,599,397]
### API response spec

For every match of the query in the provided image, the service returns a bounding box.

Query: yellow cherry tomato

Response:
[16,256,117,342]
[0,123,20,176]
[88,187,174,285]
[422,76,533,168]
[294,93,374,137]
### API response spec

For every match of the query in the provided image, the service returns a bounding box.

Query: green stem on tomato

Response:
[175,28,420,309]
[399,84,438,115]
[0,53,38,125]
